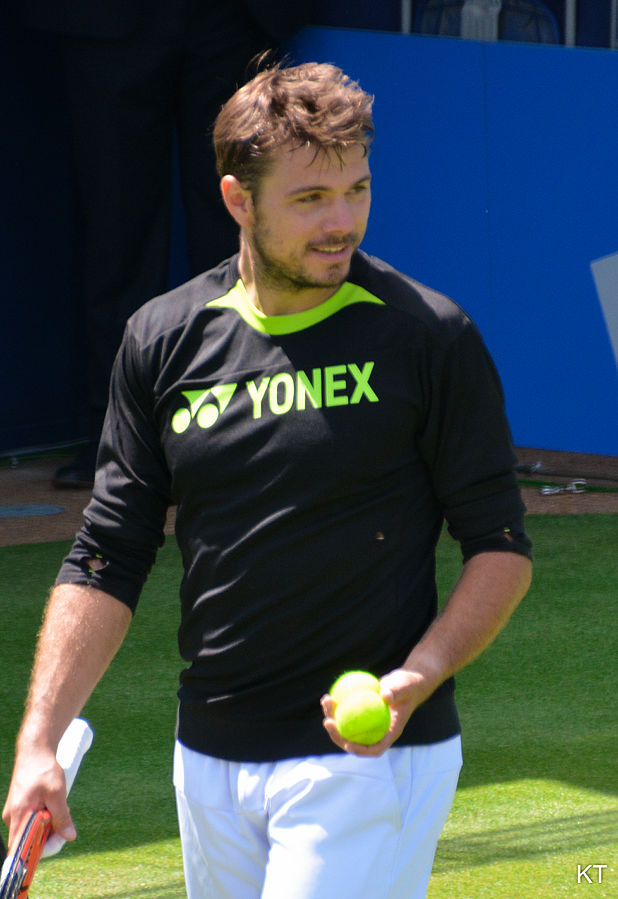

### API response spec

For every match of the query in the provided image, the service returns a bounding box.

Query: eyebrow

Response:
[286,175,372,199]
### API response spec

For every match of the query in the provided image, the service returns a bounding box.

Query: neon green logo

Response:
[246,362,378,419]
[171,362,378,433]
[172,384,237,433]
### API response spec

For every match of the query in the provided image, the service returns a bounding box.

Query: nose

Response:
[322,197,355,234]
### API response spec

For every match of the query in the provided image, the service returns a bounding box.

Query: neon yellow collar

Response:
[207,279,384,335]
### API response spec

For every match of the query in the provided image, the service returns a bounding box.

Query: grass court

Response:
[1,514,616,897]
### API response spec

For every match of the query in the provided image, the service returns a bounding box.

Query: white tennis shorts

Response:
[174,736,462,899]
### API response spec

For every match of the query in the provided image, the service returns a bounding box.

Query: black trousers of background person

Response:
[57,1,274,441]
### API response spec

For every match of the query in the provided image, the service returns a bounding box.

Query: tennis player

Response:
[3,62,532,898]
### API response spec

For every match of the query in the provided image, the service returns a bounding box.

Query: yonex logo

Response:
[246,362,378,419]
[172,385,237,433]
[171,362,378,433]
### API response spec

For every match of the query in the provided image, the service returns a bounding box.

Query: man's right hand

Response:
[2,746,76,851]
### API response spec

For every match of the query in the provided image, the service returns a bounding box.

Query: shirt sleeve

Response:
[55,326,172,611]
[417,318,532,563]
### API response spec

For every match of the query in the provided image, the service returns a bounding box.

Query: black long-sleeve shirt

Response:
[57,250,532,761]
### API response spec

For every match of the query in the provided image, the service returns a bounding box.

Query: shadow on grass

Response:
[433,808,618,873]
[456,733,618,798]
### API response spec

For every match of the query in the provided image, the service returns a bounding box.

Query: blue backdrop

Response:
[286,28,618,456]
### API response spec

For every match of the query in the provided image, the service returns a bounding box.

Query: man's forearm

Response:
[3,584,132,845]
[401,550,532,700]
[18,584,132,752]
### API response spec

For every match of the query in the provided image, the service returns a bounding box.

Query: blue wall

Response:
[286,28,618,456]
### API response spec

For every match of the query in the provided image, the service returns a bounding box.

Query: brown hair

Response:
[214,62,374,193]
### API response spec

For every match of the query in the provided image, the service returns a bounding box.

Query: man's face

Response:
[246,142,372,298]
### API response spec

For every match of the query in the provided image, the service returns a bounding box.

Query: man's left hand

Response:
[320,668,428,757]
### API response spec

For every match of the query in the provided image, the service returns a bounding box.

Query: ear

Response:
[220,175,254,228]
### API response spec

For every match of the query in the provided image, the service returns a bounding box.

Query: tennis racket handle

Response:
[41,718,94,858]
[57,719,94,796]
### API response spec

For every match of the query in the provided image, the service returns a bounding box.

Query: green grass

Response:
[1,515,616,897]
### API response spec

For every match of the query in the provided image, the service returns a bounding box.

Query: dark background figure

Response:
[19,0,314,486]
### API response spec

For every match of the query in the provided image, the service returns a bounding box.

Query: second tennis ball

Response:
[330,671,391,745]
[330,670,381,705]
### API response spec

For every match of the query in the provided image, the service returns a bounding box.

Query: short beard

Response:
[249,219,358,295]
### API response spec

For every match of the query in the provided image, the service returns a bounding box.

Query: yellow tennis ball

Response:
[329,670,391,745]
[330,670,381,706]
[333,689,391,746]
